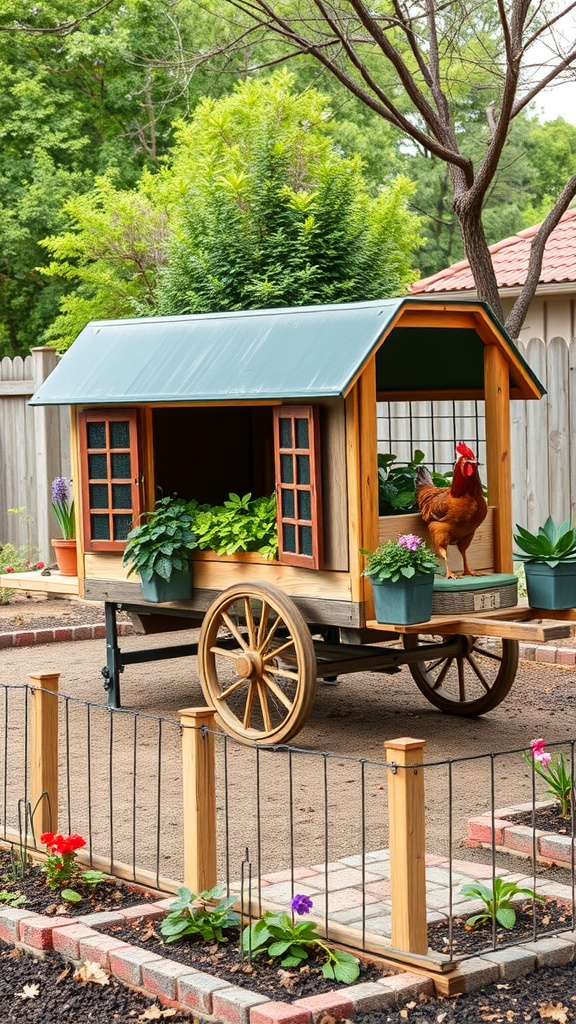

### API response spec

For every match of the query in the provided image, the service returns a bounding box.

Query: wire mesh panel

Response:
[377,399,486,472]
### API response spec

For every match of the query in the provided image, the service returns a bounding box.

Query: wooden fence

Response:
[0,336,573,564]
[0,348,70,563]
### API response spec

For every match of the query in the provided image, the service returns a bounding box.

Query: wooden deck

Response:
[0,570,79,597]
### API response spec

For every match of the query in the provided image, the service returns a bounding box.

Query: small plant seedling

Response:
[460,877,545,929]
[242,905,360,982]
[160,884,239,943]
[0,890,26,907]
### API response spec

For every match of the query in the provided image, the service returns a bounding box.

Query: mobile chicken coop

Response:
[30,298,574,743]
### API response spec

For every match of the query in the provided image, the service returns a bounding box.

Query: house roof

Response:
[29,297,544,406]
[411,209,576,294]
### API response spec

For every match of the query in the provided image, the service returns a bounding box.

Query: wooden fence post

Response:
[178,707,217,893]
[384,736,427,956]
[31,346,62,563]
[29,672,60,837]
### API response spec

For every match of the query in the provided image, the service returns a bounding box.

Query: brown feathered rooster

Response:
[415,443,487,579]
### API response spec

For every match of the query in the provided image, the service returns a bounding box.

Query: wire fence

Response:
[1,679,575,968]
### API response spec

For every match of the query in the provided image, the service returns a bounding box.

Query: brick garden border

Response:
[0,621,134,650]
[4,896,576,1020]
[468,801,576,868]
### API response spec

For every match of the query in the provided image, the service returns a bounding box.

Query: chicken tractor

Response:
[25,297,575,744]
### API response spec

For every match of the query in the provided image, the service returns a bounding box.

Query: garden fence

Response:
[0,337,572,561]
[1,675,575,975]
[0,348,70,563]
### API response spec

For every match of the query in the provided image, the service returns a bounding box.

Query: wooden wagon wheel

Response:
[403,634,519,715]
[198,583,317,745]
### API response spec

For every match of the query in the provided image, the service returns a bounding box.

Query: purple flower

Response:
[398,533,422,552]
[291,894,313,915]
[52,477,70,506]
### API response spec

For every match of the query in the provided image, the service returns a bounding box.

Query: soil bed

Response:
[109,917,393,1002]
[428,897,574,957]
[512,803,574,834]
[0,942,190,1023]
[0,847,154,917]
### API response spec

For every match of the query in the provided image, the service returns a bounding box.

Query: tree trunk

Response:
[453,198,504,325]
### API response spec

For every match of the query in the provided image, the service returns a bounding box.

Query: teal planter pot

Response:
[141,568,192,603]
[524,561,576,610]
[371,573,434,624]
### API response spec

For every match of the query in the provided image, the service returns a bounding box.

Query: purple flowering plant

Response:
[51,477,75,540]
[361,532,437,584]
[242,894,360,982]
[522,738,573,818]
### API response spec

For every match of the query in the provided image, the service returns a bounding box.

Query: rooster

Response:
[415,443,487,579]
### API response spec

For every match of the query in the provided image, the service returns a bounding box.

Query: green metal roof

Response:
[29,298,544,406]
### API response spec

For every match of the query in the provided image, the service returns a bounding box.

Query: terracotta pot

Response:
[52,538,78,577]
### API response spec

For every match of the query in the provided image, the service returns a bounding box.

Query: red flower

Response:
[5,566,14,573]
[40,832,56,846]
[61,834,86,854]
[36,561,45,569]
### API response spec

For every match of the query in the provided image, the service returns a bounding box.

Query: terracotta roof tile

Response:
[411,209,576,293]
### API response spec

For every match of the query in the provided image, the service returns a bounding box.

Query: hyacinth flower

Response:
[51,477,75,539]
[522,738,574,818]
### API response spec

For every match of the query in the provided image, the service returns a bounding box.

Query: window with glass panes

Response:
[273,406,322,568]
[79,410,141,551]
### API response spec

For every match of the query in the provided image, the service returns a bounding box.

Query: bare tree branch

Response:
[0,0,121,35]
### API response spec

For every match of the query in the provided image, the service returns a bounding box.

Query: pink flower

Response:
[534,751,552,766]
[398,533,422,552]
[36,562,45,569]
[530,738,546,755]
[5,566,14,573]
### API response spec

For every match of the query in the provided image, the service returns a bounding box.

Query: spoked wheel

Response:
[198,583,317,745]
[403,634,519,715]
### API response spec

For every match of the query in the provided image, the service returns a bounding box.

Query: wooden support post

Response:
[29,672,60,836]
[484,345,512,572]
[179,706,217,893]
[384,736,427,956]
[31,347,61,564]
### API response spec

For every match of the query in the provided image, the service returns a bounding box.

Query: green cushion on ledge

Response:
[433,573,518,592]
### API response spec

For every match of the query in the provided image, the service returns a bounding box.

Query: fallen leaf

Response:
[74,961,111,986]
[406,1002,417,1009]
[539,1003,568,1023]
[399,1010,408,1019]
[56,965,71,983]
[141,920,158,941]
[278,970,296,990]
[139,1007,176,1021]
[16,983,40,1000]
[541,915,551,926]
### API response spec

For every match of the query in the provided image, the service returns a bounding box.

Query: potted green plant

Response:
[361,533,438,624]
[51,476,77,576]
[122,496,197,603]
[513,515,576,610]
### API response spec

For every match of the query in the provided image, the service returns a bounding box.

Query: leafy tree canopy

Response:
[42,71,423,348]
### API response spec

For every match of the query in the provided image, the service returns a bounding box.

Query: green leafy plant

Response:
[460,877,544,930]
[242,895,360,982]
[361,533,438,583]
[0,889,26,907]
[513,515,576,567]
[189,493,278,559]
[160,884,239,943]
[0,542,44,604]
[378,451,452,516]
[122,496,197,583]
[523,738,573,818]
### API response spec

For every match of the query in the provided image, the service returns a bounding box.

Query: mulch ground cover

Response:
[108,916,394,1002]
[0,847,156,917]
[512,804,575,835]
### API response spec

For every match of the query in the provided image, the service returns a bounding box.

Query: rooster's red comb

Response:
[455,442,476,459]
